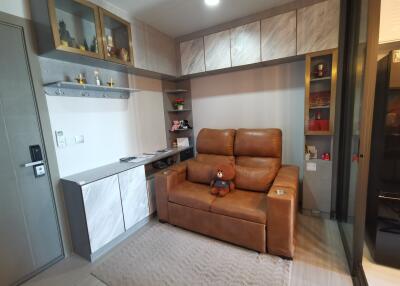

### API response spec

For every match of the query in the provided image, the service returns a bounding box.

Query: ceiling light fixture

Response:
[204,0,220,7]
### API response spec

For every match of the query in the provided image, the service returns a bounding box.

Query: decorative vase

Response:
[177,105,184,110]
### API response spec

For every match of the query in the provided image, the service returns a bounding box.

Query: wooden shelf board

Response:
[305,131,333,136]
[44,81,140,93]
[310,76,331,82]
[164,89,189,94]
[169,129,192,133]
[309,106,330,109]
[167,109,192,113]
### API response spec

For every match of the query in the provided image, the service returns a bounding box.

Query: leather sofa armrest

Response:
[267,165,299,258]
[154,160,189,222]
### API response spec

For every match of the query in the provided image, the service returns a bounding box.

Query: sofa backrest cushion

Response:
[187,160,214,185]
[234,165,277,192]
[196,154,235,166]
[234,129,282,158]
[197,128,236,156]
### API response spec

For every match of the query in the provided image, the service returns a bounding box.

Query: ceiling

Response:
[106,0,292,38]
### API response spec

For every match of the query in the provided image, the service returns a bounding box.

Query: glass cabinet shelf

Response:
[305,50,338,135]
[48,0,103,59]
[99,8,133,65]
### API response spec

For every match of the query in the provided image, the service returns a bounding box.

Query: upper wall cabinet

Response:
[230,22,261,67]
[99,8,134,65]
[261,11,296,61]
[297,0,340,55]
[132,19,177,76]
[180,38,206,75]
[47,0,104,59]
[204,30,231,71]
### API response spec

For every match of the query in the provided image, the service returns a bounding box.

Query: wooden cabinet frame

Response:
[47,0,104,59]
[99,8,134,66]
[305,49,338,135]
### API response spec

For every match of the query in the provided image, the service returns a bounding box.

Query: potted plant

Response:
[175,98,185,110]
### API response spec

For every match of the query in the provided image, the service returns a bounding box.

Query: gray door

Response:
[0,22,62,285]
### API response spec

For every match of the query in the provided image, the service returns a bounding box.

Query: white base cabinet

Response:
[118,166,149,230]
[82,175,125,253]
[63,165,151,261]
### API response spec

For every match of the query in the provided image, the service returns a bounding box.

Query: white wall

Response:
[0,0,30,19]
[380,0,400,44]
[46,76,167,178]
[46,96,138,177]
[191,61,305,175]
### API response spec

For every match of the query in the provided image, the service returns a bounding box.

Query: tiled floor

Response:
[363,243,400,286]
[23,215,352,286]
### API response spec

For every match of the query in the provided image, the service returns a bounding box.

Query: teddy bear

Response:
[170,120,181,131]
[210,163,235,197]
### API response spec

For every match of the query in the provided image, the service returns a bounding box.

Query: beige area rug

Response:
[92,223,292,286]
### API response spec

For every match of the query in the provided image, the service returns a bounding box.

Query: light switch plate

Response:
[55,130,66,148]
[306,162,317,171]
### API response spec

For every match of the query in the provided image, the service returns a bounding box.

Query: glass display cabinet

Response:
[305,49,338,135]
[99,8,133,65]
[48,0,104,59]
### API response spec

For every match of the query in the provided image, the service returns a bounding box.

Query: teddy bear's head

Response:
[215,163,235,181]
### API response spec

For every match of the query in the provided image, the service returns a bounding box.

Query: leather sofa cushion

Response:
[196,154,235,165]
[272,165,299,190]
[187,160,214,185]
[234,165,277,192]
[236,156,281,169]
[234,129,282,158]
[169,181,216,211]
[211,189,267,224]
[197,128,235,156]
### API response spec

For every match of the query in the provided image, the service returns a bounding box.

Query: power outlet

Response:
[74,135,85,144]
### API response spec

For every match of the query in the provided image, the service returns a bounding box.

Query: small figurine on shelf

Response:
[107,77,115,87]
[83,39,89,51]
[75,73,86,85]
[170,120,180,132]
[322,153,331,161]
[179,120,192,130]
[119,48,129,62]
[106,35,117,57]
[58,20,74,48]
[94,71,101,86]
[175,98,185,110]
[314,62,327,78]
[90,36,98,53]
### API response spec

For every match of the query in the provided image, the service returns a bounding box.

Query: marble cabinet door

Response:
[204,30,231,71]
[118,166,148,230]
[230,21,261,67]
[146,177,156,215]
[297,0,340,55]
[261,11,296,61]
[180,38,206,75]
[82,175,125,253]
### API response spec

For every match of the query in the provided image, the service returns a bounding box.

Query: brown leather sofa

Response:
[155,128,299,258]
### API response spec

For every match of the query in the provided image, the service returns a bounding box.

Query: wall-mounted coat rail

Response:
[44,81,140,99]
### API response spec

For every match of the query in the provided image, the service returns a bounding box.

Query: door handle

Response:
[23,160,43,168]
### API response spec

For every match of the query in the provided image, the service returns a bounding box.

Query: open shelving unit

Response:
[303,49,338,218]
[44,81,140,99]
[162,80,194,148]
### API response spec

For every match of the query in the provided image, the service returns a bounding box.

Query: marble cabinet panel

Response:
[180,38,205,75]
[230,21,261,67]
[261,11,296,61]
[297,0,340,55]
[82,175,125,253]
[132,19,177,76]
[146,178,157,215]
[204,30,231,71]
[118,166,148,230]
